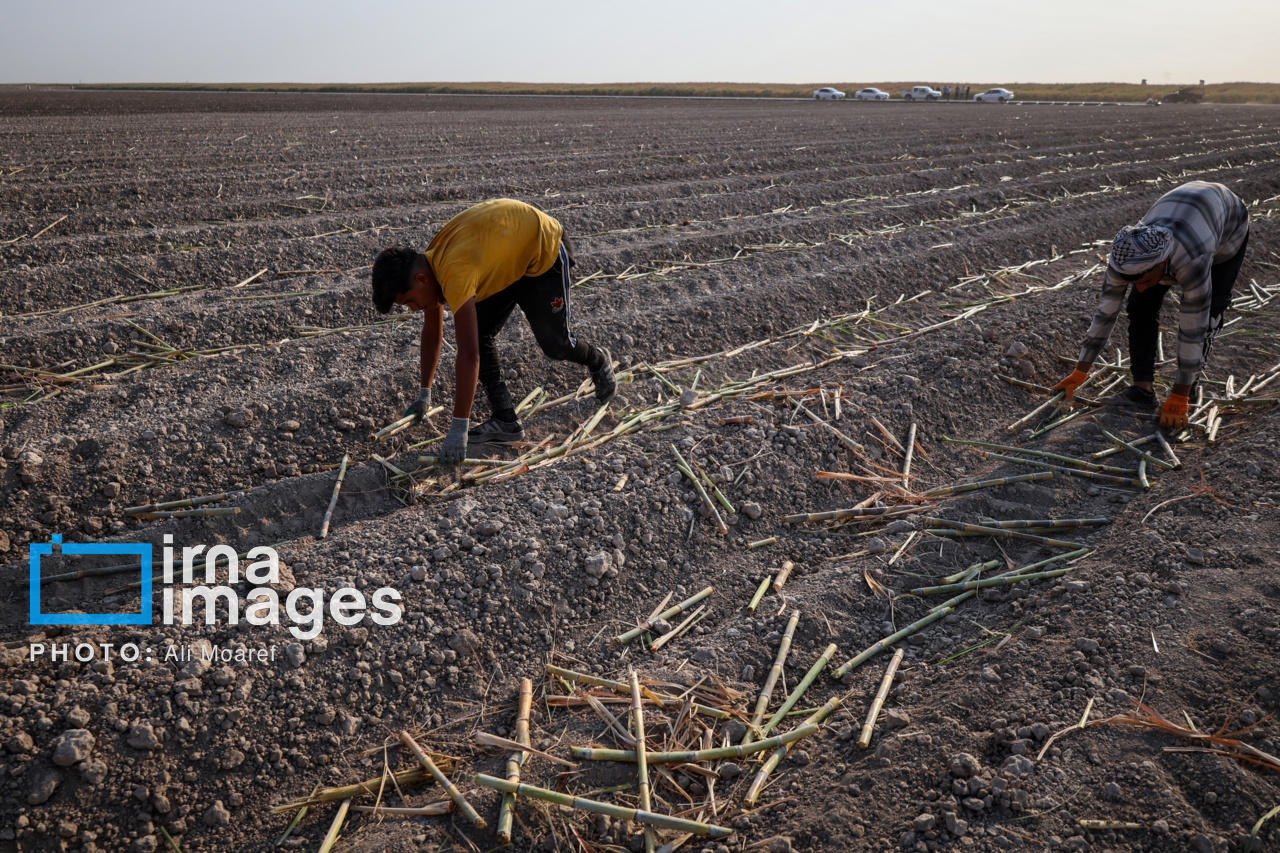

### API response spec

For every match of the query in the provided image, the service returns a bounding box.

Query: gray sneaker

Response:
[468,417,524,444]
[1101,386,1158,408]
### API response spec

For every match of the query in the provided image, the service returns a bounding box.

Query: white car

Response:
[974,88,1015,102]
[855,88,890,101]
[813,87,846,100]
[902,86,942,101]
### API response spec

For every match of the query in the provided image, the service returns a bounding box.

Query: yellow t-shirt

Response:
[424,199,563,314]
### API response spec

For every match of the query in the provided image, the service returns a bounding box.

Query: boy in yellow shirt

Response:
[371,199,615,464]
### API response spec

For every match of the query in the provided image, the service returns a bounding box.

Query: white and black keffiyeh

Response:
[1109,224,1175,274]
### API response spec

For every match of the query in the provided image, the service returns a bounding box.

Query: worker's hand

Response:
[403,387,431,424]
[1051,369,1090,402]
[1159,393,1190,430]
[440,417,470,466]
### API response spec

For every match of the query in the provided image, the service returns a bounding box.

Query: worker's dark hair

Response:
[370,247,421,314]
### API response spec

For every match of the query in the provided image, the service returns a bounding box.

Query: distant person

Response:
[943,86,951,101]
[371,199,615,464]
[1052,181,1250,429]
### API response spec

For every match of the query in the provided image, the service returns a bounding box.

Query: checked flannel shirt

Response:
[1077,181,1250,386]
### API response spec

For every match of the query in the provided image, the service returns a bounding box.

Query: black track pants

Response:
[1125,233,1248,383]
[474,239,604,419]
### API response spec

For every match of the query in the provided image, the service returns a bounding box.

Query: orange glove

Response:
[1051,369,1089,401]
[1159,393,1189,430]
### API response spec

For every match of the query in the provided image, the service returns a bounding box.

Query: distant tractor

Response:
[1163,86,1205,104]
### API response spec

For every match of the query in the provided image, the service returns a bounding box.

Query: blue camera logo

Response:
[29,535,153,626]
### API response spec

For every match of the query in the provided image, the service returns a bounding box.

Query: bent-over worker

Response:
[1052,181,1249,429]
[371,198,615,464]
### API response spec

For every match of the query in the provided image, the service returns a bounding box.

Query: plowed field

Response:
[3,90,1280,853]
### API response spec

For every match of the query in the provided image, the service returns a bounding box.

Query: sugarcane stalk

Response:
[790,398,865,453]
[373,414,416,441]
[973,450,1143,487]
[743,697,841,807]
[399,731,486,829]
[648,603,708,653]
[418,456,505,467]
[1137,458,1150,491]
[920,471,1053,497]
[630,670,655,853]
[138,507,241,520]
[942,558,1002,585]
[545,665,731,720]
[868,415,905,452]
[759,643,837,739]
[316,798,350,853]
[922,517,1082,549]
[473,775,733,838]
[123,490,245,516]
[901,423,917,487]
[928,549,1090,611]
[496,678,533,844]
[746,611,799,746]
[695,465,736,515]
[1100,429,1175,470]
[1153,431,1182,469]
[616,586,714,644]
[1092,433,1157,460]
[858,648,905,749]
[572,724,820,763]
[911,568,1074,596]
[1006,392,1064,433]
[746,576,772,614]
[783,505,913,524]
[774,561,795,589]
[319,454,349,540]
[671,445,728,534]
[747,537,777,549]
[833,606,955,680]
[984,518,1109,529]
[350,803,453,816]
[942,437,1136,474]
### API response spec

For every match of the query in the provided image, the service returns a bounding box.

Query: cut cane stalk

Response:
[833,607,955,680]
[973,450,1143,487]
[1006,392,1064,433]
[746,576,773,614]
[496,678,533,844]
[319,454,348,540]
[773,561,795,589]
[473,775,733,838]
[630,670,656,853]
[942,437,1137,474]
[545,666,730,720]
[1100,429,1175,470]
[923,517,1083,549]
[743,698,841,807]
[745,610,800,746]
[138,507,240,520]
[858,648,904,749]
[572,724,820,764]
[671,445,728,534]
[759,643,837,739]
[616,587,714,645]
[921,470,1054,497]
[399,732,485,829]
[123,491,245,516]
[901,423,917,486]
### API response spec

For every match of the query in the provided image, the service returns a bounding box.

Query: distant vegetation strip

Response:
[62,81,1280,104]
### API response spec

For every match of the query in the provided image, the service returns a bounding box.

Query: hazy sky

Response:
[2,0,1274,85]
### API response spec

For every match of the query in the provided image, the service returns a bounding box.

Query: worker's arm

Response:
[451,298,479,419]
[1075,268,1128,368]
[404,304,445,423]
[439,298,480,466]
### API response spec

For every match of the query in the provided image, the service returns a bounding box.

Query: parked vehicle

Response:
[974,88,1015,102]
[901,86,942,101]
[1163,86,1204,103]
[855,88,890,101]
[813,87,846,100]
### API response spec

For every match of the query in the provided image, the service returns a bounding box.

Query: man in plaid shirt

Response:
[1052,181,1250,429]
